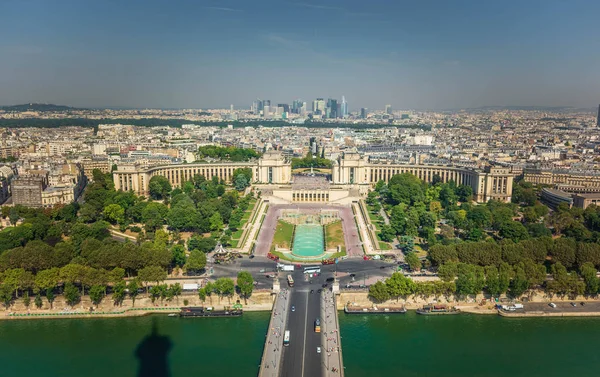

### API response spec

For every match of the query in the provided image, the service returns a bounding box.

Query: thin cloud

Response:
[203,6,242,12]
[291,2,343,11]
[264,34,309,48]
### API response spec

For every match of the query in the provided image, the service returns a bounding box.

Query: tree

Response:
[498,221,529,242]
[237,271,254,304]
[64,283,81,306]
[188,236,217,253]
[405,252,422,271]
[580,262,599,296]
[148,176,172,200]
[368,281,390,303]
[198,287,207,303]
[23,292,31,308]
[387,173,425,206]
[385,272,415,302]
[113,280,127,306]
[34,294,43,309]
[45,287,55,309]
[171,245,187,268]
[89,285,105,307]
[204,282,214,304]
[141,202,169,231]
[215,278,235,303]
[138,266,167,294]
[186,250,207,274]
[209,212,223,232]
[170,283,182,303]
[379,225,395,242]
[507,265,528,298]
[234,174,249,191]
[128,280,139,307]
[103,204,125,225]
[0,284,13,309]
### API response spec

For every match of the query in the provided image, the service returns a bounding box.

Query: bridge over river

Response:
[258,269,344,377]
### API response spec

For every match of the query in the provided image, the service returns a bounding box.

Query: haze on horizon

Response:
[1,0,599,111]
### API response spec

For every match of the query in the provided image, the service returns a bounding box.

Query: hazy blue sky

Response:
[1,0,599,110]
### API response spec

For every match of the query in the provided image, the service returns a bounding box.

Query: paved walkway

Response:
[241,199,268,253]
[352,203,375,255]
[259,289,291,377]
[321,290,344,376]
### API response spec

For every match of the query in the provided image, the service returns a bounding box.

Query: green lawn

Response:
[378,241,392,250]
[272,220,294,250]
[325,220,346,252]
[231,228,244,240]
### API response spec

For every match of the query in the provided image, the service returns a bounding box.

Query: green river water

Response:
[0,311,599,377]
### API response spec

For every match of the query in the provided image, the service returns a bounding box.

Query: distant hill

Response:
[0,103,84,112]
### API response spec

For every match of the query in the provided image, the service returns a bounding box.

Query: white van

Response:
[549,303,557,308]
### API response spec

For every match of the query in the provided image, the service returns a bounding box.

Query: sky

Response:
[1,0,600,110]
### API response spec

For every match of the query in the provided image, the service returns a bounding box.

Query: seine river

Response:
[1,311,599,376]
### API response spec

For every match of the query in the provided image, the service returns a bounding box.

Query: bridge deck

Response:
[258,289,290,377]
[321,290,344,377]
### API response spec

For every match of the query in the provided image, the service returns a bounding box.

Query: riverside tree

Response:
[236,271,254,304]
[368,281,390,303]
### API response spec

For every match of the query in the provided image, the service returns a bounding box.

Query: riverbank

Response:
[1,291,275,320]
[336,291,600,318]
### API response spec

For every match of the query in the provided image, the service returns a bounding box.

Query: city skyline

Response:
[1,0,600,109]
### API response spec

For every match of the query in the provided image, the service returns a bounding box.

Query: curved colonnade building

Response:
[113,151,513,203]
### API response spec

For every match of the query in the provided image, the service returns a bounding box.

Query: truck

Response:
[281,265,294,272]
[182,283,199,291]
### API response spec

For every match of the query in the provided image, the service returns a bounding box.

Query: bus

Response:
[287,275,294,287]
[304,267,321,275]
[283,330,290,346]
[314,318,321,333]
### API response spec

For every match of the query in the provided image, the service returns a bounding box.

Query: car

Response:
[571,302,577,307]
[259,269,265,273]
[549,303,557,308]
[326,277,335,282]
[322,283,328,288]
[380,266,386,269]
[581,302,586,306]
[291,305,295,312]
[310,289,314,294]
[317,289,322,293]
[249,255,255,259]
[317,347,321,354]
[349,274,356,277]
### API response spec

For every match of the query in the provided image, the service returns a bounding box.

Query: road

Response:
[281,269,325,377]
[208,256,399,291]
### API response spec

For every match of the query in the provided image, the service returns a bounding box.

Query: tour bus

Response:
[284,330,290,346]
[287,275,294,287]
[304,266,321,275]
[314,318,321,333]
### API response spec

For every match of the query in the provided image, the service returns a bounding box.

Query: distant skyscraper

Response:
[327,98,337,119]
[597,104,600,127]
[385,104,392,115]
[341,96,348,118]
[292,99,302,114]
[313,98,325,115]
[230,104,234,111]
[256,99,264,112]
[360,108,368,119]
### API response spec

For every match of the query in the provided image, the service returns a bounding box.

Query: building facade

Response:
[11,174,48,208]
[523,169,600,193]
[113,151,513,203]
